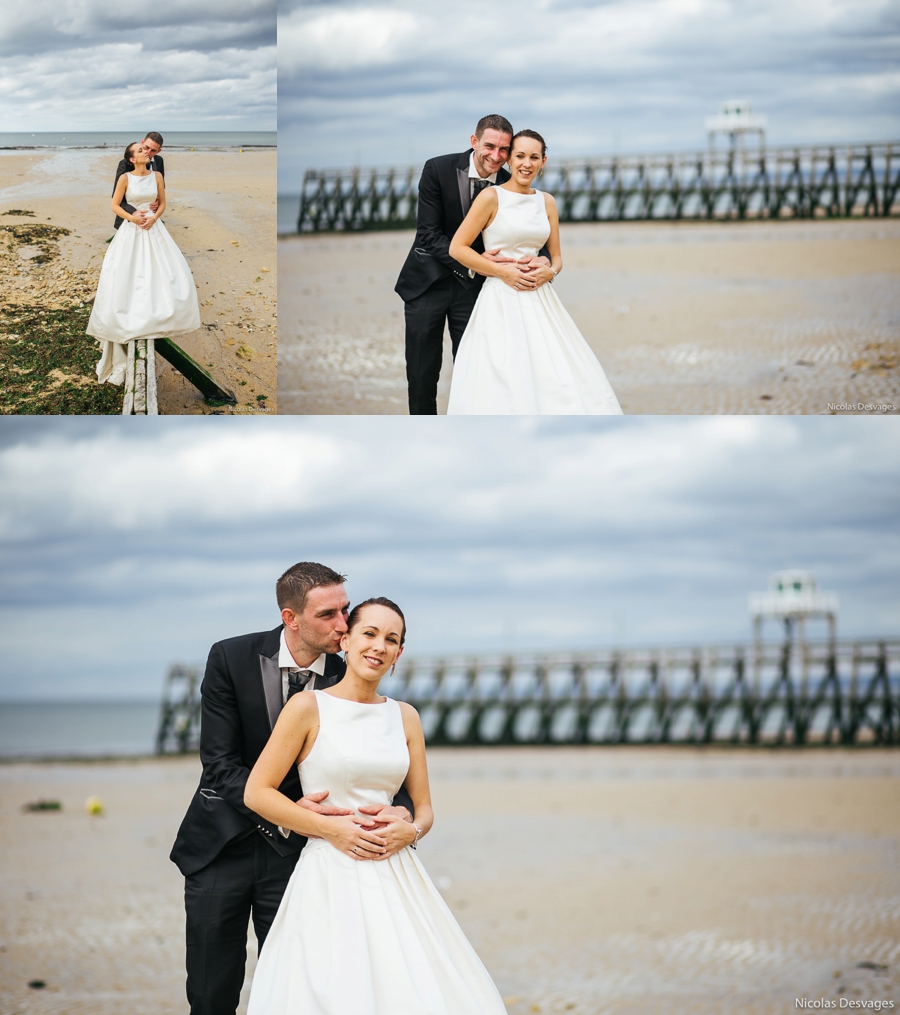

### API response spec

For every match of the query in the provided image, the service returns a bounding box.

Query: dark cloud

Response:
[0,0,275,130]
[277,0,900,191]
[0,418,896,700]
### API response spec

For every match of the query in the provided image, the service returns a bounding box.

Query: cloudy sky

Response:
[0,0,275,131]
[0,417,896,701]
[279,0,900,191]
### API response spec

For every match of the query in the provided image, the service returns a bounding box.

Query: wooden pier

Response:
[156,664,201,754]
[157,638,898,752]
[381,638,899,747]
[295,141,899,233]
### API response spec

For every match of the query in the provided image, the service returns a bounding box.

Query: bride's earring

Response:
[390,663,396,676]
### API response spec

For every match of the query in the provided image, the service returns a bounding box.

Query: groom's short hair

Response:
[277,561,347,613]
[475,115,513,140]
[144,131,164,147]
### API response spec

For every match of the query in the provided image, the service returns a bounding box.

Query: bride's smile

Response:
[339,601,405,693]
[507,139,546,192]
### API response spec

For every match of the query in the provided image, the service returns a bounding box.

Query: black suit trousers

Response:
[405,275,479,415]
[185,833,299,1015]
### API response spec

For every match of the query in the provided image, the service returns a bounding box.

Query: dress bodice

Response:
[124,171,158,209]
[482,187,550,260]
[298,690,409,815]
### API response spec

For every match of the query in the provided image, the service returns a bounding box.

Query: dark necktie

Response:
[287,670,314,699]
[471,178,491,200]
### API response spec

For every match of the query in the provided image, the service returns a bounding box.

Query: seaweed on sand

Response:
[1,222,71,264]
[0,303,123,415]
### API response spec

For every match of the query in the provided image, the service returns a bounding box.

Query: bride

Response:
[446,129,622,415]
[244,597,507,1015]
[86,141,201,385]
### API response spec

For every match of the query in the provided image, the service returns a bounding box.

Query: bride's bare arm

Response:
[448,191,537,290]
[543,193,562,276]
[401,703,434,837]
[244,692,388,858]
[111,174,144,224]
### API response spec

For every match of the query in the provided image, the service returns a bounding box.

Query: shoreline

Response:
[0,145,276,151]
[3,742,899,765]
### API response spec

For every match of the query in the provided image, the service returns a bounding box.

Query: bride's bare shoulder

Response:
[280,687,319,723]
[397,700,423,731]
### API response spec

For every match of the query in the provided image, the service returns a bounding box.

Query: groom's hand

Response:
[296,790,354,838]
[358,803,412,827]
[356,805,415,859]
[518,255,551,272]
[360,812,417,860]
[298,790,354,816]
[481,247,516,265]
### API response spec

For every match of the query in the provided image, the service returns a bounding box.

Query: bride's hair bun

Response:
[124,142,138,165]
[511,129,546,157]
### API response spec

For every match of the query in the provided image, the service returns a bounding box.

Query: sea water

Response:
[0,702,161,758]
[278,194,301,234]
[0,131,276,151]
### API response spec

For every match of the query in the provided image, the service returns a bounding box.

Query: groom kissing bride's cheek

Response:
[171,562,508,1015]
[395,113,623,416]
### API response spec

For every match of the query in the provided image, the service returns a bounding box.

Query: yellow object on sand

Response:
[85,796,104,816]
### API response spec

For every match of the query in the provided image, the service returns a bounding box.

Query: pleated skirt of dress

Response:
[246,839,508,1015]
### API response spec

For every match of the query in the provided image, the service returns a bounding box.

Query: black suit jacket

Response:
[112,154,165,230]
[395,150,511,303]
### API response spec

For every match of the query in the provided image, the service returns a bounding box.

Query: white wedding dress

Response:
[447,187,622,414]
[86,171,201,385]
[247,690,507,1015]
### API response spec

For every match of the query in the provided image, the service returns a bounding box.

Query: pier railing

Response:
[156,638,899,752]
[156,664,201,754]
[296,141,899,233]
[378,638,899,746]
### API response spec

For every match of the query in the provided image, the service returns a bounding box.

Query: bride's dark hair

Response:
[511,129,546,157]
[124,142,139,165]
[347,597,406,646]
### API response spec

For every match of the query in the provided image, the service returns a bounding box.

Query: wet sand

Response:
[1,748,897,1014]
[277,219,900,414]
[0,149,276,414]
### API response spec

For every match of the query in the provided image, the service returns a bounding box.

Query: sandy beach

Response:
[0,148,276,414]
[1,747,897,1014]
[277,218,900,414]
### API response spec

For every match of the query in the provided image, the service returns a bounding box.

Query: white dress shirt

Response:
[467,153,499,277]
[278,629,327,704]
[274,632,327,839]
[468,151,498,195]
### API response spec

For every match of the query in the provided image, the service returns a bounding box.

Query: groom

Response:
[170,561,413,1015]
[395,114,550,414]
[111,131,165,230]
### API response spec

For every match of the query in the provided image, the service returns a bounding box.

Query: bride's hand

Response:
[365,813,418,860]
[521,264,555,288]
[321,814,388,860]
[495,263,537,291]
[137,214,156,231]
